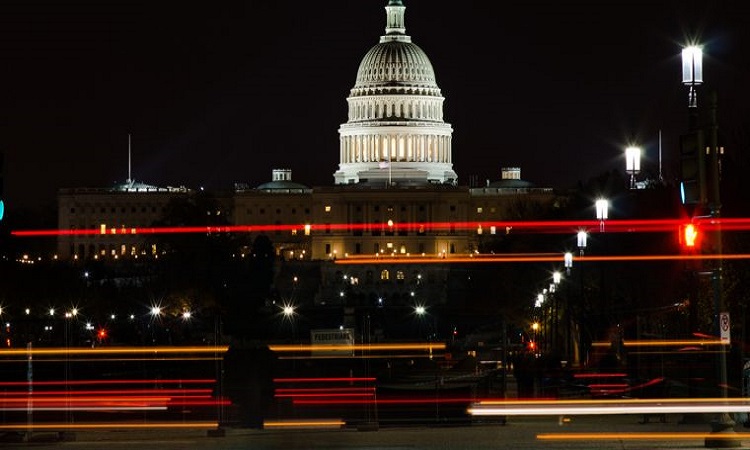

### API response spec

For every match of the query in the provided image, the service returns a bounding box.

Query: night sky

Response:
[2,0,750,217]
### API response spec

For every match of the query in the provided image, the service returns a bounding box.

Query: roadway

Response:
[6,415,749,449]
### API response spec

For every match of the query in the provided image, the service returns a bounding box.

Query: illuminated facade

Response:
[57,182,192,259]
[54,1,557,309]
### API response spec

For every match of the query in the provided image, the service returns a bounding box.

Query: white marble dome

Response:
[334,0,457,186]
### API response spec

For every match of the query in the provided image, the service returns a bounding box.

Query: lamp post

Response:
[595,198,609,232]
[563,252,574,364]
[681,44,735,447]
[682,45,703,114]
[577,232,587,367]
[625,146,641,190]
[552,272,562,357]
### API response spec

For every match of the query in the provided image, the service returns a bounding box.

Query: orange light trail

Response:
[538,432,750,441]
[0,346,228,357]
[268,343,445,352]
[263,420,345,429]
[591,339,725,347]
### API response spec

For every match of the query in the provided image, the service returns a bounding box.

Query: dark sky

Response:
[2,0,750,214]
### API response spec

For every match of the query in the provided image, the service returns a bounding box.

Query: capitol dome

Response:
[354,40,437,90]
[334,0,457,186]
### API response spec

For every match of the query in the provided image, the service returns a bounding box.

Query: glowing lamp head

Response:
[681,46,703,85]
[625,146,641,172]
[577,231,588,248]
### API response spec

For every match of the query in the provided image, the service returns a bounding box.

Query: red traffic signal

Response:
[679,223,700,248]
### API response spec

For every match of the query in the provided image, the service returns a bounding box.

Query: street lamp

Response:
[577,231,588,256]
[625,146,641,189]
[681,45,703,110]
[595,198,609,231]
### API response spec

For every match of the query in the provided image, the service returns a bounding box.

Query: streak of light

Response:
[277,393,374,398]
[572,373,627,378]
[275,387,375,393]
[0,346,228,357]
[0,379,215,387]
[334,254,750,265]
[277,353,443,360]
[537,432,750,441]
[262,420,345,429]
[0,396,170,403]
[0,406,167,411]
[0,357,223,363]
[0,389,212,396]
[268,343,445,352]
[628,350,724,355]
[293,398,480,406]
[469,398,750,416]
[477,397,750,406]
[0,422,219,430]
[14,217,750,237]
[591,339,725,347]
[273,377,376,383]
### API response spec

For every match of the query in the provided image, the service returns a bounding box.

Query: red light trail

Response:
[12,217,750,237]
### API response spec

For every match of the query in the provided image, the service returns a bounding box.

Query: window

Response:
[325,243,331,254]
[396,271,405,282]
[450,205,456,212]
[276,209,281,214]
[292,208,297,214]
[260,208,265,214]
[450,243,456,254]
[477,207,483,213]
[325,205,331,212]
[355,243,361,254]
[380,269,390,281]
[374,243,380,253]
[70,207,76,213]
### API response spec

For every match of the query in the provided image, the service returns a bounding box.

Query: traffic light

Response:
[679,130,706,206]
[680,223,700,249]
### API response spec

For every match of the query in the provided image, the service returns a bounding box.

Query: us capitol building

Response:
[57,1,557,308]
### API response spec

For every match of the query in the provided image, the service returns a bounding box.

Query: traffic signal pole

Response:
[702,93,738,448]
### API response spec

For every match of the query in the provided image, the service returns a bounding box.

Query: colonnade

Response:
[340,134,451,164]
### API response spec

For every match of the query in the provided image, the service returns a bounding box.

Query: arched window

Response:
[380,269,390,281]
